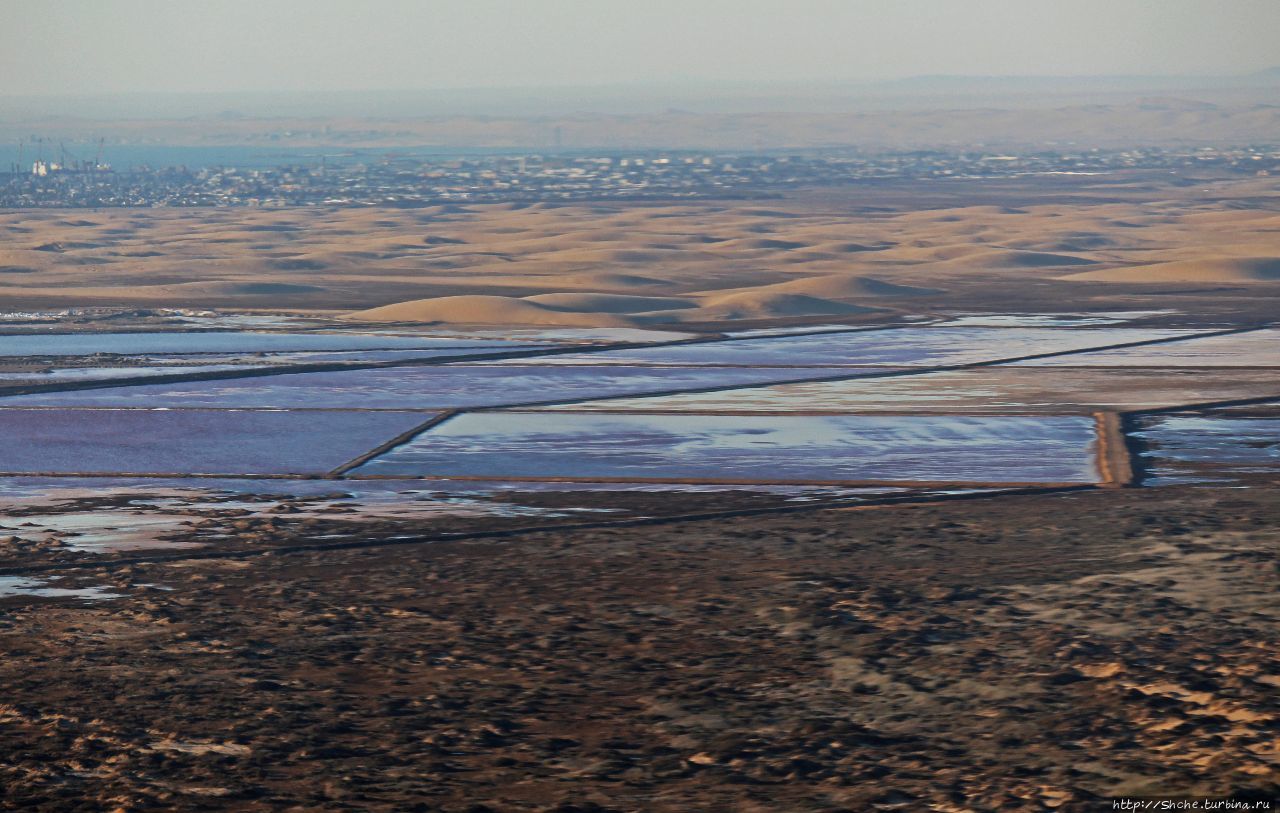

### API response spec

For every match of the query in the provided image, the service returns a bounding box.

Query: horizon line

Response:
[2,67,1277,101]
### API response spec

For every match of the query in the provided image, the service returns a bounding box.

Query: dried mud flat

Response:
[1,484,1277,811]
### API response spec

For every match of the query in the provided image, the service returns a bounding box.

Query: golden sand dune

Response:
[536,247,713,265]
[1005,233,1128,252]
[1061,257,1280,283]
[349,268,931,326]
[0,250,57,270]
[809,241,895,254]
[713,237,811,252]
[346,295,637,326]
[2,179,1276,323]
[159,281,330,296]
[349,287,881,325]
[763,274,940,299]
[4,280,333,303]
[926,247,1098,269]
[689,291,880,320]
[560,272,670,289]
[687,273,940,302]
[522,293,696,313]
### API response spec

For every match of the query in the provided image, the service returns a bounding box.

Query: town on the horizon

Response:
[2,144,1276,208]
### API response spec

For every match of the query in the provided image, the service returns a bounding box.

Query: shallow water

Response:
[167,314,330,329]
[354,413,1100,483]
[0,576,122,601]
[0,331,540,357]
[1135,415,1280,481]
[233,347,551,364]
[724,324,884,337]
[942,311,1177,327]
[0,479,904,555]
[0,346,551,389]
[2,511,207,553]
[1012,329,1280,367]
[546,368,1280,415]
[383,326,698,343]
[0,484,616,556]
[490,327,1199,368]
[0,364,249,382]
[0,365,866,410]
[0,476,902,500]
[0,408,435,475]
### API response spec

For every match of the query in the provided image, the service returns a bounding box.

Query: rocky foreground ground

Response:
[1,484,1277,811]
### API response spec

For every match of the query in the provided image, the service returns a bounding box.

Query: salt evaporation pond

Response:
[545,369,1280,415]
[941,311,1176,327]
[0,364,249,382]
[0,476,910,501]
[225,347,552,364]
[1133,414,1280,482]
[1012,329,1279,367]
[489,327,1200,367]
[0,408,435,474]
[0,331,541,356]
[0,347,553,389]
[724,324,892,337]
[0,365,865,410]
[361,326,696,343]
[353,413,1100,483]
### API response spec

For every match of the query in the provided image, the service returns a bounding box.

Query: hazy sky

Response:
[4,0,1279,95]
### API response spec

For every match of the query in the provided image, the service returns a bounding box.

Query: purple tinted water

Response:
[0,331,537,356]
[0,409,434,474]
[1134,415,1280,482]
[491,327,1198,367]
[354,413,1099,483]
[1011,329,1280,367]
[0,365,870,410]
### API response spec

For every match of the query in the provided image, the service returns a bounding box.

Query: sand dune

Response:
[1061,257,1280,283]
[690,291,880,320]
[268,258,330,271]
[696,274,940,300]
[536,247,702,264]
[33,241,104,252]
[346,295,637,326]
[4,281,331,301]
[561,272,670,289]
[716,237,810,251]
[1007,233,1125,252]
[3,181,1275,324]
[769,274,939,298]
[523,293,696,313]
[182,282,329,296]
[928,248,1098,269]
[811,241,895,254]
[350,287,877,326]
[351,269,926,326]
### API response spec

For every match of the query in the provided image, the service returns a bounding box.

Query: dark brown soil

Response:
[1,484,1277,811]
